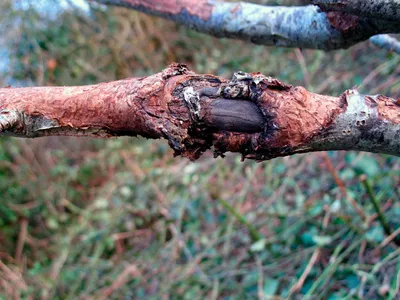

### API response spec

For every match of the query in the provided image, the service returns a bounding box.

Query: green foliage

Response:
[1,0,400,299]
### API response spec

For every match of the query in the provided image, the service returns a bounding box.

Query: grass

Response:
[1,1,400,299]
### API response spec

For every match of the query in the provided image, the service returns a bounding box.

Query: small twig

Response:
[295,48,313,90]
[168,223,212,284]
[371,247,400,274]
[14,218,28,268]
[370,199,393,224]
[99,264,142,299]
[256,255,265,300]
[217,198,262,243]
[322,153,367,221]
[389,262,400,300]
[289,248,321,295]
[358,240,367,264]
[322,152,347,194]
[0,259,27,290]
[378,227,400,250]
[360,175,399,245]
[304,239,362,297]
[49,247,70,282]
[370,35,400,55]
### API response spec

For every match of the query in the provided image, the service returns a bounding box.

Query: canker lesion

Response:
[202,99,266,133]
[181,72,268,133]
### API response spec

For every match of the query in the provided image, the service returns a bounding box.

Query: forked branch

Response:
[1,63,399,161]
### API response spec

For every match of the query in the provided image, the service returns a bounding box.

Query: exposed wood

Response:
[1,63,399,161]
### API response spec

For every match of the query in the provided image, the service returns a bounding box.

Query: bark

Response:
[92,0,400,51]
[312,0,400,22]
[1,63,400,161]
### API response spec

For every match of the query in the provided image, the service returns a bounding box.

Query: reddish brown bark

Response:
[1,63,399,161]
[376,95,400,124]
[0,64,192,139]
[326,11,360,33]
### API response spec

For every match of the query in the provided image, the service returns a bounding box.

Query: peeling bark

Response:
[1,64,400,161]
[92,0,400,51]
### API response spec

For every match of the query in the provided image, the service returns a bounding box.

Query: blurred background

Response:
[0,0,399,299]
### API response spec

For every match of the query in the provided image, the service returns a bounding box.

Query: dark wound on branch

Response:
[178,72,268,134]
[201,99,266,133]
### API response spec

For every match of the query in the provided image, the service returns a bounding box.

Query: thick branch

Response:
[92,0,399,51]
[1,63,400,161]
[312,0,400,22]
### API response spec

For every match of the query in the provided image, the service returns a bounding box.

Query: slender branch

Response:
[370,34,400,55]
[217,198,262,242]
[1,63,400,161]
[91,0,399,51]
[312,0,400,22]
[360,175,400,245]
[362,176,391,236]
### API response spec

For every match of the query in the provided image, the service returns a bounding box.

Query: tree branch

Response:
[370,34,400,54]
[91,0,399,51]
[1,63,400,161]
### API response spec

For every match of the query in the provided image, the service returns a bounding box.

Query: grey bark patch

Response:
[183,87,201,121]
